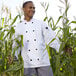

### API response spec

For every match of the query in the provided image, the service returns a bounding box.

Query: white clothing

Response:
[15,18,60,68]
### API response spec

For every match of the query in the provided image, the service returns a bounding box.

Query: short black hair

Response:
[23,1,33,8]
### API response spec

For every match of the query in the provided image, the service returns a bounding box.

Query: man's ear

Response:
[22,8,25,11]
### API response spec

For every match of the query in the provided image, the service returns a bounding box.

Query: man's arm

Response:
[41,22,60,52]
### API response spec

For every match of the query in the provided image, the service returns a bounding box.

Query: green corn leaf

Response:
[18,14,21,19]
[0,27,3,30]
[48,17,52,23]
[44,38,56,52]
[46,44,51,59]
[49,17,54,29]
[3,31,10,40]
[10,27,15,34]
[55,16,63,26]
[10,15,19,26]
[51,18,54,26]
[68,21,76,26]
[20,35,23,47]
[2,18,4,27]
[44,17,48,21]
[59,0,64,4]
[65,4,69,16]
[5,40,7,54]
[45,3,49,11]
[0,31,4,40]
[49,22,52,28]
[48,38,56,46]
[73,28,76,31]
[52,26,58,30]
[9,13,11,19]
[4,63,23,72]
[71,21,76,24]
[4,25,8,27]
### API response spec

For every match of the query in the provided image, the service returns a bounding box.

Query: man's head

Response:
[22,1,35,19]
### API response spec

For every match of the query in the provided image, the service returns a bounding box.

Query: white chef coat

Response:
[15,18,60,68]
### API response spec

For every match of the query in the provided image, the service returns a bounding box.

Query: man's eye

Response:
[29,7,35,9]
[29,7,32,9]
[33,7,35,9]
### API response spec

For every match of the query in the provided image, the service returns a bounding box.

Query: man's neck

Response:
[24,17,33,22]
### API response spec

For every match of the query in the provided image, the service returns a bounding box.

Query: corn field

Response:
[0,4,24,76]
[0,0,76,76]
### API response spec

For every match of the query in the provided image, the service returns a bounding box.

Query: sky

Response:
[0,0,76,22]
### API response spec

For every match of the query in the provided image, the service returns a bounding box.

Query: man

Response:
[15,1,60,76]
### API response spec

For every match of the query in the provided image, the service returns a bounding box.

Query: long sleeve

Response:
[41,22,60,52]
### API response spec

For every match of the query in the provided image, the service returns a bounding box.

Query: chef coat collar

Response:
[22,18,34,24]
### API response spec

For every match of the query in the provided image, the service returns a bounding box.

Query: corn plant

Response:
[0,6,24,76]
[41,0,76,76]
[58,0,76,76]
[41,2,62,31]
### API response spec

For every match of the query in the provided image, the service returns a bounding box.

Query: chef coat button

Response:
[35,48,38,50]
[30,59,32,61]
[27,40,29,42]
[28,49,30,51]
[32,22,33,23]
[26,31,28,33]
[34,39,36,41]
[37,58,39,61]
[45,27,48,29]
[33,30,35,32]
[25,23,27,24]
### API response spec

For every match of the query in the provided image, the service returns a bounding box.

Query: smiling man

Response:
[23,1,35,21]
[15,1,60,76]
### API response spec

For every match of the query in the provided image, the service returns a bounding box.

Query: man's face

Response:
[23,2,35,18]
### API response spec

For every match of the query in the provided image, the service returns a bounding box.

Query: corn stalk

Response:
[41,0,76,76]
[0,6,24,76]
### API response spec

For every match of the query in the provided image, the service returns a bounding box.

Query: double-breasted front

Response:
[15,18,60,68]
